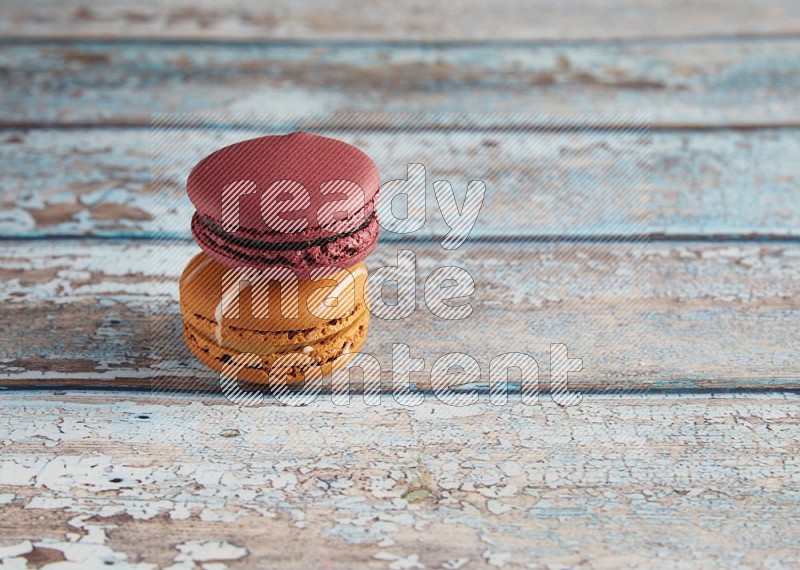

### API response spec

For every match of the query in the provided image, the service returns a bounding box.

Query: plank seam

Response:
[4,122,800,132]
[1,32,800,48]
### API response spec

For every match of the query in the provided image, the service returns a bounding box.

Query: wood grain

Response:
[1,0,796,561]
[3,127,798,238]
[1,0,799,41]
[2,39,799,127]
[0,392,798,568]
[1,240,797,391]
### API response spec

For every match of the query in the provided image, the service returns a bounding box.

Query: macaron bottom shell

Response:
[183,308,370,385]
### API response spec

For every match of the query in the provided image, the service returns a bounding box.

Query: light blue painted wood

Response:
[4,0,800,42]
[0,390,797,566]
[1,39,799,126]
[0,240,797,391]
[1,127,797,239]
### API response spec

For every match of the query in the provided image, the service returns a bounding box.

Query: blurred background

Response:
[2,0,799,124]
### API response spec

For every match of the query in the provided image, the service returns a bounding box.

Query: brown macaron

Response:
[179,251,370,384]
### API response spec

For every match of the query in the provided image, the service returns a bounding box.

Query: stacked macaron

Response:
[179,132,379,384]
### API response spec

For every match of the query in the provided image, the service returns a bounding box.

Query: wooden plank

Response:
[3,127,799,238]
[1,240,797,391]
[0,392,798,568]
[1,0,799,41]
[2,39,799,127]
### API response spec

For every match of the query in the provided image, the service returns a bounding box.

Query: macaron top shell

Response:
[179,251,368,333]
[187,131,380,236]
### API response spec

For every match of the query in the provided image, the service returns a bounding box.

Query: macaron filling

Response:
[191,211,380,275]
[193,209,376,253]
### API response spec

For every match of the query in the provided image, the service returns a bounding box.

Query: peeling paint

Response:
[0,394,798,567]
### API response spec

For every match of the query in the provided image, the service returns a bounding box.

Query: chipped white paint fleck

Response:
[174,540,248,563]
[0,541,32,559]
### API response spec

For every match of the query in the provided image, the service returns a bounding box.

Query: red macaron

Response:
[187,131,380,278]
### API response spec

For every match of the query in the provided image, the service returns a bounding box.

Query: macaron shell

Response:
[179,251,369,333]
[183,309,370,385]
[183,297,369,353]
[187,131,380,233]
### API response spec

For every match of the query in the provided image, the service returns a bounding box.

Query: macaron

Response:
[187,131,380,278]
[180,251,370,384]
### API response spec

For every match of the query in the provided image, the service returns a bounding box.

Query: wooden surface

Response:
[1,393,799,568]
[2,127,799,239]
[2,39,800,128]
[1,1,799,568]
[2,0,800,41]
[1,240,798,391]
